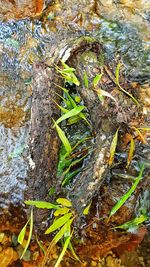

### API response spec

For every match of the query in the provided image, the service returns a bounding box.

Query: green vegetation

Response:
[109,164,145,219]
[114,214,149,232]
[18,198,79,266]
[115,62,139,106]
[18,208,33,259]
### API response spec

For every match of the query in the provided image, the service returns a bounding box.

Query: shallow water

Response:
[0,1,150,266]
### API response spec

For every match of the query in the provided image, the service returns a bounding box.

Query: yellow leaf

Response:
[109,128,119,166]
[56,198,72,207]
[127,137,135,167]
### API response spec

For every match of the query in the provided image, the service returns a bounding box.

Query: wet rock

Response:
[0,0,44,21]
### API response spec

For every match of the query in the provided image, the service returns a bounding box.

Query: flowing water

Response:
[0,0,150,266]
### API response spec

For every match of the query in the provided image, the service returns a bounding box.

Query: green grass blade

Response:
[52,98,69,113]
[109,164,145,218]
[45,213,72,234]
[25,200,59,209]
[20,208,33,259]
[62,168,81,186]
[54,235,71,267]
[56,198,72,207]
[18,220,29,245]
[93,73,102,87]
[36,234,46,255]
[56,106,85,124]
[68,241,81,262]
[63,153,88,175]
[116,63,139,106]
[109,128,119,166]
[53,120,72,153]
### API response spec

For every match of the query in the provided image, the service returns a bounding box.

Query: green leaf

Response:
[68,241,80,262]
[109,128,119,166]
[52,98,69,113]
[20,208,34,259]
[114,214,149,231]
[54,207,70,217]
[56,106,85,124]
[53,120,72,153]
[62,168,81,186]
[127,137,135,167]
[67,115,82,125]
[56,198,72,207]
[93,73,102,87]
[18,220,29,245]
[83,72,89,88]
[83,202,92,215]
[63,153,88,176]
[24,200,59,209]
[116,63,139,106]
[36,234,46,255]
[54,235,72,267]
[48,217,74,249]
[45,213,72,234]
[109,164,145,218]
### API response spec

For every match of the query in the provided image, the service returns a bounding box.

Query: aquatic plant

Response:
[114,214,149,232]
[115,62,139,106]
[109,164,145,219]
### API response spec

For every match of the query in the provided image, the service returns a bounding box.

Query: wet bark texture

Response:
[25,63,61,224]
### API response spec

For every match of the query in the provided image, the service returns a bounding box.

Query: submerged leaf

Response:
[56,106,85,124]
[62,168,81,186]
[114,214,149,231]
[45,213,72,234]
[109,164,145,218]
[56,198,72,207]
[109,128,119,166]
[115,63,139,106]
[127,136,135,167]
[53,120,72,153]
[25,200,59,209]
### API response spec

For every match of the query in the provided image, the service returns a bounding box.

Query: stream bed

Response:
[0,1,150,266]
